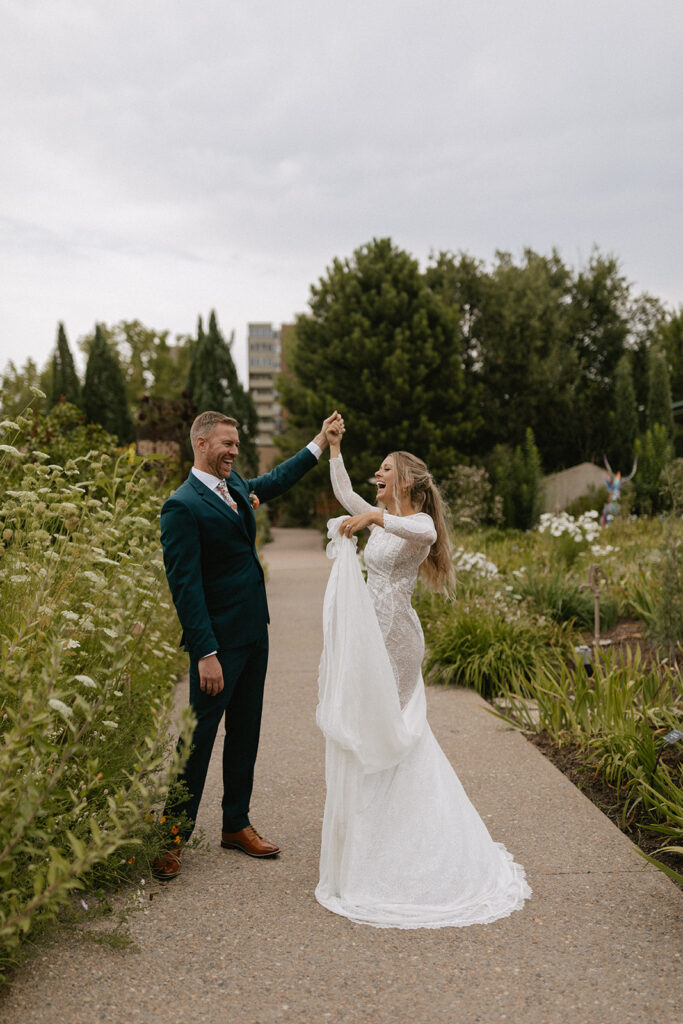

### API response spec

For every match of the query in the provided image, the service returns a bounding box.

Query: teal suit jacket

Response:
[160,447,316,657]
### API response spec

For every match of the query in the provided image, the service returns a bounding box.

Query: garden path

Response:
[2,527,682,1024]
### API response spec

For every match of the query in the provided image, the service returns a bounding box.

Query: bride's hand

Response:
[339,510,383,536]
[326,418,345,447]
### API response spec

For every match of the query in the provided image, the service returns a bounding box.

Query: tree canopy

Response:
[83,324,136,444]
[279,238,469,497]
[50,322,81,408]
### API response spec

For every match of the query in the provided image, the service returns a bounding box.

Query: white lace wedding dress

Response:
[315,455,531,928]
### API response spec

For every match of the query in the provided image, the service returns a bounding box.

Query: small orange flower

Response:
[171,825,179,835]
[128,857,135,864]
[160,816,166,824]
[174,836,181,845]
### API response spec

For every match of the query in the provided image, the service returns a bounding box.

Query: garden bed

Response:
[529,730,683,885]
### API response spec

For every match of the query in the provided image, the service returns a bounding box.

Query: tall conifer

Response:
[610,354,638,469]
[50,322,81,408]
[83,324,135,443]
[647,345,674,439]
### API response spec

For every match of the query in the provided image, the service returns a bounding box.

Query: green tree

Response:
[50,322,81,408]
[83,324,135,443]
[186,311,259,476]
[609,353,638,470]
[633,424,674,515]
[568,251,631,464]
[279,238,467,508]
[647,345,674,439]
[490,428,543,530]
[0,358,47,417]
[658,306,683,402]
[78,320,192,406]
[427,248,582,471]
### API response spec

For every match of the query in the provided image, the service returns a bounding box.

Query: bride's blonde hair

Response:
[387,451,455,593]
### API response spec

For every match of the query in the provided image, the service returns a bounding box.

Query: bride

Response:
[315,421,531,928]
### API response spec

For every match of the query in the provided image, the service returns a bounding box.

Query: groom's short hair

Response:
[190,411,239,452]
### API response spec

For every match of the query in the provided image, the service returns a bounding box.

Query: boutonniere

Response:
[249,492,260,510]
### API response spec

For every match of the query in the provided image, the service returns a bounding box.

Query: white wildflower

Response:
[48,698,73,719]
[0,420,20,431]
[102,720,118,729]
[63,639,81,650]
[10,574,30,583]
[30,385,47,398]
[75,674,97,689]
[0,444,21,456]
[61,610,79,622]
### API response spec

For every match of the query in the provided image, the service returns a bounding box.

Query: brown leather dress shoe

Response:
[152,848,182,880]
[221,825,280,858]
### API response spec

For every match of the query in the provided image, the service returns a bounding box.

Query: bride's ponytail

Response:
[390,451,455,593]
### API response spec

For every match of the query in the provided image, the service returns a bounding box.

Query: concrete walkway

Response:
[2,528,681,1024]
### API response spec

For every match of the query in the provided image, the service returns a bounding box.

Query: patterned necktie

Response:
[216,478,238,513]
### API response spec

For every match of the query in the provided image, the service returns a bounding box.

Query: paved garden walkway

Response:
[2,528,681,1023]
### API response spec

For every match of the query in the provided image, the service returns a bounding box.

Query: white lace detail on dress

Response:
[330,455,434,707]
[316,459,531,929]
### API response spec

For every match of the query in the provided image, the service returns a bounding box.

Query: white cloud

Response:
[1,0,681,381]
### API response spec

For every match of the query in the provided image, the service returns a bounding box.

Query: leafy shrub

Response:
[633,424,674,515]
[440,464,503,531]
[564,484,609,518]
[0,409,191,979]
[419,595,572,698]
[517,569,619,632]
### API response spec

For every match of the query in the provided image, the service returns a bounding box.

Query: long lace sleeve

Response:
[383,511,437,546]
[330,454,376,515]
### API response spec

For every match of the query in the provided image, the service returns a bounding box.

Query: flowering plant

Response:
[0,404,192,977]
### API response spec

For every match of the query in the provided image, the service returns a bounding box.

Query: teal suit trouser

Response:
[168,631,270,837]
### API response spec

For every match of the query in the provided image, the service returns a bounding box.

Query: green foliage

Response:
[186,312,259,477]
[497,652,682,861]
[50,323,81,409]
[609,353,638,470]
[564,484,610,518]
[77,320,193,410]
[649,461,683,659]
[517,568,619,631]
[647,344,674,439]
[490,428,543,530]
[83,325,135,444]
[418,592,572,699]
[633,424,674,515]
[440,464,503,531]
[0,411,190,978]
[0,361,48,418]
[278,238,468,518]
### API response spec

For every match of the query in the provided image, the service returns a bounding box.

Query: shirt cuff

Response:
[199,650,217,660]
[307,441,322,459]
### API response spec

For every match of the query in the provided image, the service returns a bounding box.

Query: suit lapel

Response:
[188,472,249,536]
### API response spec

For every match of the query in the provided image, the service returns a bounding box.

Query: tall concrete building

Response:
[247,322,282,472]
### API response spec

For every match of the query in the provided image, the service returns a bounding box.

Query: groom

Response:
[153,409,341,879]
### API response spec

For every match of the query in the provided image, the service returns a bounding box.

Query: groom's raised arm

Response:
[246,411,343,503]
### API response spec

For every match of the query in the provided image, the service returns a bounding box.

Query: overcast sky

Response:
[1,0,681,384]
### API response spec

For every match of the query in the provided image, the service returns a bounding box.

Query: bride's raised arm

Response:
[330,453,376,516]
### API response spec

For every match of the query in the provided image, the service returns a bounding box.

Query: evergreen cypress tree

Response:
[186,311,259,476]
[610,353,638,469]
[647,345,674,439]
[83,324,135,443]
[50,322,81,408]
